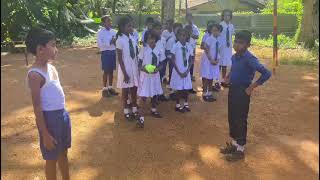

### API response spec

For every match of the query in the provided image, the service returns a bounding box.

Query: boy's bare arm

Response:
[28,72,57,150]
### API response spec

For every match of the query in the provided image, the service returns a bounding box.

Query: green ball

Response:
[145,64,156,73]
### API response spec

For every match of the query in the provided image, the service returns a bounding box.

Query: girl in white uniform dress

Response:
[138,32,165,118]
[170,28,194,113]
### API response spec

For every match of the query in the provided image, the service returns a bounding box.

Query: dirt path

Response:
[1,47,319,180]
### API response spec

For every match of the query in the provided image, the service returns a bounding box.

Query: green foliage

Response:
[1,0,161,48]
[251,34,297,49]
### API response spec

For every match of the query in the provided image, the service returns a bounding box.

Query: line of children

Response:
[25,16,272,180]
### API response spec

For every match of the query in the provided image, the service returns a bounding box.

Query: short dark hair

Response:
[221,9,233,21]
[166,19,174,25]
[146,31,158,41]
[152,20,162,29]
[101,15,111,23]
[173,23,183,30]
[145,17,154,25]
[25,28,55,55]
[235,30,252,43]
[212,23,223,32]
[177,28,188,37]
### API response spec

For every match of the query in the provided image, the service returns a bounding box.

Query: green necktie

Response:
[182,46,187,67]
[129,39,135,59]
[151,51,157,66]
[226,27,230,48]
[215,41,219,60]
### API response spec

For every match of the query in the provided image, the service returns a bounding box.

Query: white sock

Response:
[231,140,245,152]
[176,104,181,108]
[132,106,138,113]
[208,91,212,96]
[237,145,245,152]
[184,102,189,106]
[151,108,157,112]
[127,99,131,105]
[103,87,108,90]
[124,108,129,114]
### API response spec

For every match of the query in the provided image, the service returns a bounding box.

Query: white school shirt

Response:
[97,28,117,51]
[171,41,194,72]
[137,45,165,97]
[161,30,175,51]
[205,35,223,61]
[170,41,193,90]
[27,63,65,111]
[131,29,139,45]
[188,37,197,55]
[138,44,166,66]
[219,21,235,47]
[116,34,140,88]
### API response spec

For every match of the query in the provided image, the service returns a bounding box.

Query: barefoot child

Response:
[170,28,194,113]
[97,15,119,97]
[26,28,71,180]
[200,23,223,102]
[138,32,165,118]
[116,16,143,127]
[220,30,271,161]
[219,9,235,88]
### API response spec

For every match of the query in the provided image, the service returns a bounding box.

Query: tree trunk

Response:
[112,0,117,14]
[299,0,318,48]
[162,0,175,22]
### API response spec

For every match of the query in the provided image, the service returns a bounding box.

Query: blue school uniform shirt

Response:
[229,50,271,87]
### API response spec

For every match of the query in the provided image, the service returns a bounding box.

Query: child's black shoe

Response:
[225,150,245,162]
[189,89,197,94]
[124,113,133,121]
[108,88,119,96]
[183,105,191,112]
[159,94,169,102]
[151,111,162,118]
[220,142,237,154]
[136,116,144,128]
[175,106,185,113]
[102,89,111,98]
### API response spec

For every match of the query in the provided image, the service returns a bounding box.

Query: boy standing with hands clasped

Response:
[220,30,271,162]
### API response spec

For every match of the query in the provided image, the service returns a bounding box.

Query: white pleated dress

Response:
[137,45,166,97]
[169,41,193,90]
[116,34,140,89]
[200,35,222,81]
[219,21,235,67]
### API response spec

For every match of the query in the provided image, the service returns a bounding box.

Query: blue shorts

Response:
[39,109,71,160]
[101,50,116,72]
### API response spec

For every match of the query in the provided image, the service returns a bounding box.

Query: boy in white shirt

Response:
[97,15,119,97]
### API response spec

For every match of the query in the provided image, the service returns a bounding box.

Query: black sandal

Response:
[183,105,191,112]
[136,116,144,128]
[151,111,162,118]
[124,113,133,121]
[132,112,141,120]
[175,106,185,113]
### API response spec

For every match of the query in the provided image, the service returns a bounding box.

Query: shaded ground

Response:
[1,46,319,180]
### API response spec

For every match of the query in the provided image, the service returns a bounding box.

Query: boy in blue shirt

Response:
[220,30,271,162]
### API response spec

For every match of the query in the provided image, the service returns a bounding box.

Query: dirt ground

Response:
[1,47,319,180]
